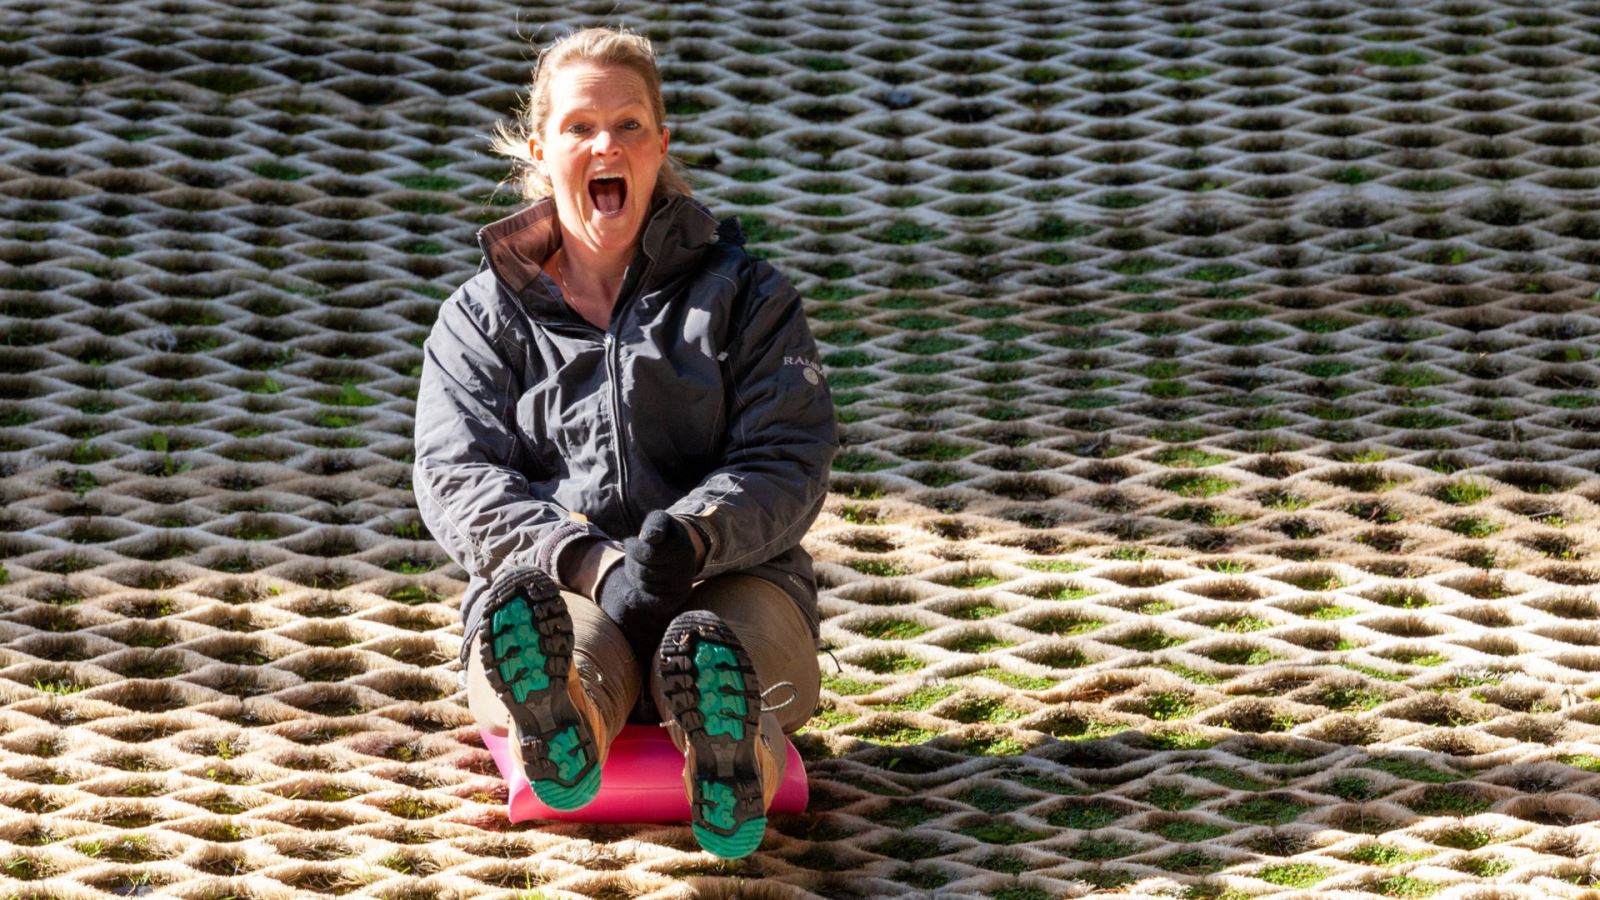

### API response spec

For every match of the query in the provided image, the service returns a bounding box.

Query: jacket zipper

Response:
[603,256,657,536]
[603,330,637,534]
[538,317,641,533]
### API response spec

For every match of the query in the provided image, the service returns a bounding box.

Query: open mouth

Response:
[588,174,626,216]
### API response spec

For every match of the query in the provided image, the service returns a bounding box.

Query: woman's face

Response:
[530,62,669,259]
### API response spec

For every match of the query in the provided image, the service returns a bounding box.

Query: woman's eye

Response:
[568,123,589,135]
[623,120,640,130]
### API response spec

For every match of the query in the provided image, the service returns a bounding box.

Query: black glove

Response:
[596,563,685,663]
[625,510,699,597]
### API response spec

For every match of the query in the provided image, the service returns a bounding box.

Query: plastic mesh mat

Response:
[3,0,1600,897]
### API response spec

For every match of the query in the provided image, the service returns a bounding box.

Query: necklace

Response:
[554,250,613,330]
[555,249,579,306]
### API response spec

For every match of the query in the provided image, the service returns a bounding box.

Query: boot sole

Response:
[658,610,767,859]
[478,567,602,811]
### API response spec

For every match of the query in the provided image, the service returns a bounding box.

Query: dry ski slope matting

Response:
[2,0,1600,897]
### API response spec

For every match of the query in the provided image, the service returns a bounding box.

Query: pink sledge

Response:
[482,723,809,823]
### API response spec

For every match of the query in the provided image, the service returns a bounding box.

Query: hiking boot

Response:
[475,566,607,811]
[656,610,784,859]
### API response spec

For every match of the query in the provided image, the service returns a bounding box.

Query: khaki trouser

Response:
[466,573,821,740]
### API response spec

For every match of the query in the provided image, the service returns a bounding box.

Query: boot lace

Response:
[760,681,798,713]
[652,682,800,729]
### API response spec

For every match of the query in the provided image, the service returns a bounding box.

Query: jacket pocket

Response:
[511,383,563,479]
[629,350,725,487]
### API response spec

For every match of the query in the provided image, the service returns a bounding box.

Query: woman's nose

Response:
[592,129,621,155]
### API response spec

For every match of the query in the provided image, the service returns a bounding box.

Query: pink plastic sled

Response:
[482,723,809,823]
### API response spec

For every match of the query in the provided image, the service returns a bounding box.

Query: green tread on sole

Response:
[547,725,589,782]
[491,597,549,702]
[698,779,739,830]
[533,752,601,811]
[694,640,747,740]
[693,815,767,859]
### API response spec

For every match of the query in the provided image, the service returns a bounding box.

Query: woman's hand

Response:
[596,564,680,661]
[596,511,700,659]
[626,510,699,596]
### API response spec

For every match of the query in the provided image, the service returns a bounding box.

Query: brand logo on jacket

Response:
[784,356,825,386]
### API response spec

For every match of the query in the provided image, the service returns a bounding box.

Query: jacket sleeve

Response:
[665,257,839,578]
[412,286,608,583]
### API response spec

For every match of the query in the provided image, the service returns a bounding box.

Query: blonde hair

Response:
[487,25,692,203]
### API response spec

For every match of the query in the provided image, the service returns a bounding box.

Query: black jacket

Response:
[413,193,838,667]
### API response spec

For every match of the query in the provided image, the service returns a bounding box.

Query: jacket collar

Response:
[475,192,743,319]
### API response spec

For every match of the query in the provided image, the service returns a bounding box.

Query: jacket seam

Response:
[412,464,485,575]
[491,323,517,357]
[479,300,522,466]
[702,258,801,571]
[420,290,524,575]
[709,473,813,570]
[691,474,748,518]
[708,348,803,570]
[715,530,792,572]
[495,348,513,427]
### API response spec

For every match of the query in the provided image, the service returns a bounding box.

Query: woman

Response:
[412,26,837,860]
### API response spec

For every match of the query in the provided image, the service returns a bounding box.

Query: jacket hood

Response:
[474,193,746,319]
